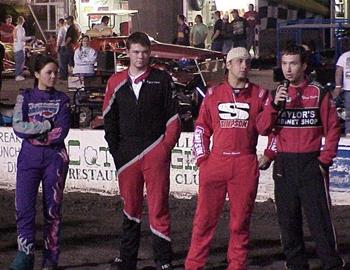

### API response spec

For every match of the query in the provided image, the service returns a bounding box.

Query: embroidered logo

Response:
[218,102,250,128]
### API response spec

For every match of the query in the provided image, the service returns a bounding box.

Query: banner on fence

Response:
[0,127,349,204]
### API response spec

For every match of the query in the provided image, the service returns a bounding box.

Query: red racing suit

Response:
[185,80,268,270]
[256,80,344,270]
[103,68,181,269]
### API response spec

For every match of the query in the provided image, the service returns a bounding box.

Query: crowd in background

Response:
[0,14,98,83]
[175,4,260,57]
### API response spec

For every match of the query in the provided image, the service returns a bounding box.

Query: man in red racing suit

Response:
[257,45,346,270]
[103,32,181,270]
[185,47,268,270]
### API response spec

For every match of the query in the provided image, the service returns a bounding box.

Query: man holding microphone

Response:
[257,45,346,270]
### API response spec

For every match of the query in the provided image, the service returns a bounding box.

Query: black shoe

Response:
[339,262,350,270]
[42,267,58,270]
[106,258,137,270]
[285,265,309,270]
[156,263,173,270]
[106,258,123,270]
[320,261,350,270]
[9,251,34,270]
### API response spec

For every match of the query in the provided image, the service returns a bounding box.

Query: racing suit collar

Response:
[224,79,251,96]
[33,87,55,97]
[289,79,308,89]
[288,79,309,97]
[128,67,152,84]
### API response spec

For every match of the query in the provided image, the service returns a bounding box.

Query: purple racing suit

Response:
[12,87,70,268]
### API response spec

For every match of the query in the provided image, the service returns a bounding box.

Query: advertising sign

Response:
[0,127,349,204]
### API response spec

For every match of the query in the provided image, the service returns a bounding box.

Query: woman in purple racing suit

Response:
[10,54,70,270]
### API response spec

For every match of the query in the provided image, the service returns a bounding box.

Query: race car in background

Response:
[71,35,226,130]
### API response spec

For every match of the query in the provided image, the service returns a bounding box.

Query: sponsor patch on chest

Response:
[218,102,250,128]
[276,108,321,127]
[28,102,60,118]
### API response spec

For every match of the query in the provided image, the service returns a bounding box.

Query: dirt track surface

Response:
[0,189,350,270]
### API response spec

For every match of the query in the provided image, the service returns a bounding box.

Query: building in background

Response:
[2,0,350,59]
[75,0,132,34]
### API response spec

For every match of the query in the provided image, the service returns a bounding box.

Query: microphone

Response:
[282,79,290,89]
[278,79,289,109]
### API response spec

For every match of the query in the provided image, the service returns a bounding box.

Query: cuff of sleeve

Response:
[271,101,281,111]
[264,149,276,161]
[318,157,332,168]
[43,120,52,131]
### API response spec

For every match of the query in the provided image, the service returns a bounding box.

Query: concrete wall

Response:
[128,0,183,43]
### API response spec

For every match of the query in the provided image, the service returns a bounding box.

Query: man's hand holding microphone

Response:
[273,79,289,110]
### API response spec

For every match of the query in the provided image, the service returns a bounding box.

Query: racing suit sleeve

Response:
[103,81,120,158]
[45,94,71,145]
[318,92,341,166]
[12,93,52,138]
[193,96,213,166]
[263,133,277,160]
[256,92,279,135]
[162,74,181,152]
[256,88,277,160]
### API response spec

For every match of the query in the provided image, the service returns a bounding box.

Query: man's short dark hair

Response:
[214,11,221,17]
[101,16,109,24]
[126,32,151,50]
[66,15,74,22]
[5,15,12,20]
[281,44,308,64]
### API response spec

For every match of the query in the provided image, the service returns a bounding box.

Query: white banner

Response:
[0,127,350,204]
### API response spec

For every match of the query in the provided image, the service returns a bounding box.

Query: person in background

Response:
[73,35,97,76]
[103,32,181,270]
[190,14,208,49]
[334,49,350,136]
[185,47,269,270]
[56,18,66,79]
[73,15,82,38]
[13,16,32,81]
[231,9,247,48]
[257,44,347,270]
[93,15,110,31]
[211,11,224,52]
[176,14,190,46]
[60,15,79,80]
[0,15,15,43]
[10,54,70,270]
[221,14,233,54]
[244,4,260,57]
